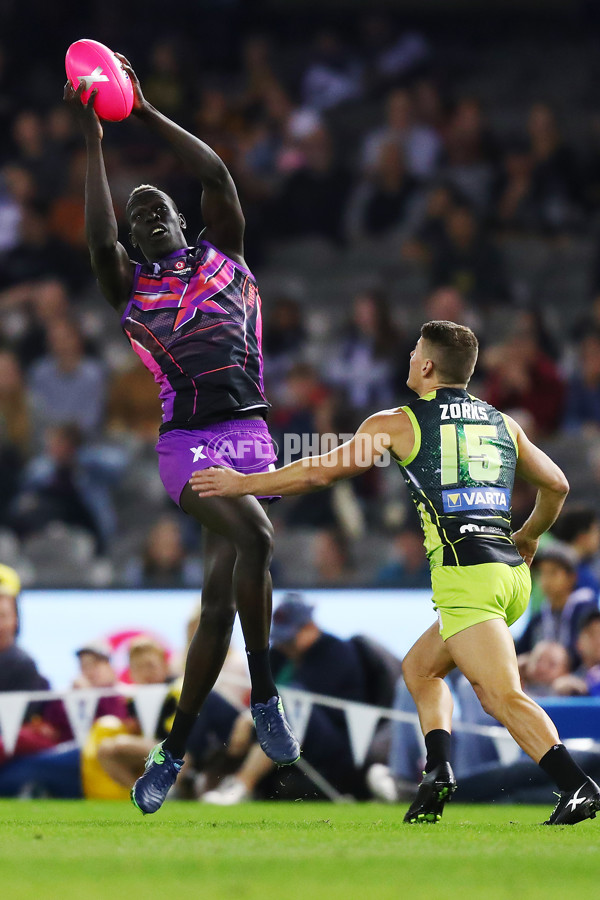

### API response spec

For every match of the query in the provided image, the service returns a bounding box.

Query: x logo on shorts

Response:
[190,445,207,462]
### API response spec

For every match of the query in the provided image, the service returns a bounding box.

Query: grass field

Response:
[0,800,598,900]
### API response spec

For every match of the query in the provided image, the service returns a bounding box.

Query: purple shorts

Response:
[156,419,279,506]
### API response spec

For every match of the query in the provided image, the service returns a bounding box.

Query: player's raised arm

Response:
[63,81,134,312]
[508,414,570,565]
[189,410,414,498]
[117,54,245,261]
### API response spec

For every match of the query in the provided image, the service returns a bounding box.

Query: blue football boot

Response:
[251,695,300,765]
[131,742,183,815]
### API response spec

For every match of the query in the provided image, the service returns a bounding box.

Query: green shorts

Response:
[431,561,531,641]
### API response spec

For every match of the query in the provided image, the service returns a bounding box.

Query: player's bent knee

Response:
[198,602,236,634]
[238,519,274,562]
[401,657,417,684]
[475,683,525,718]
[402,653,438,685]
[475,688,495,717]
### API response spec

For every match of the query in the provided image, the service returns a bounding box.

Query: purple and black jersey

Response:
[121,241,268,433]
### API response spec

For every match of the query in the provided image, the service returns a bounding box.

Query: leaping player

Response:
[191,320,600,826]
[64,56,299,816]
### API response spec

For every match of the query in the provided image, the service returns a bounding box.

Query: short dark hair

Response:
[534,542,578,574]
[125,184,174,219]
[552,507,598,544]
[578,609,600,634]
[420,320,479,385]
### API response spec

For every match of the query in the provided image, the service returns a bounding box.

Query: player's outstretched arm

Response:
[508,414,569,565]
[64,81,134,312]
[117,54,245,260]
[189,413,400,498]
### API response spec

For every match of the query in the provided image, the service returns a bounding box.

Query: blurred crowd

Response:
[1,557,599,804]
[2,7,600,586]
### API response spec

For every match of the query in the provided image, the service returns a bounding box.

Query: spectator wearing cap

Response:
[515,543,598,667]
[0,563,49,692]
[73,640,128,719]
[551,506,600,599]
[73,640,116,689]
[41,640,128,744]
[202,595,367,804]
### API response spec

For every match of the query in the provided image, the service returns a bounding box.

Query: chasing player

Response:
[190,320,600,825]
[64,56,299,815]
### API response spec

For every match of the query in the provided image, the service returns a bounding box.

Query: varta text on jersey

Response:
[442,487,510,512]
[398,388,523,569]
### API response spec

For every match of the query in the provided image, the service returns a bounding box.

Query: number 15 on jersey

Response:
[440,423,502,486]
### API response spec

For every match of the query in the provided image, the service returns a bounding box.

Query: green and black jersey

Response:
[396,387,523,569]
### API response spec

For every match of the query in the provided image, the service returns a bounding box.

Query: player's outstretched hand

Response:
[189,467,248,497]
[114,53,146,114]
[63,81,103,141]
[512,528,539,567]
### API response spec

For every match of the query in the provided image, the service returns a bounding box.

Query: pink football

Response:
[65,39,134,122]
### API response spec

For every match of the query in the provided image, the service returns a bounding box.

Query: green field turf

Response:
[0,800,598,900]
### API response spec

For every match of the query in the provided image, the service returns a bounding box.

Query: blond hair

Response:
[128,635,167,662]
